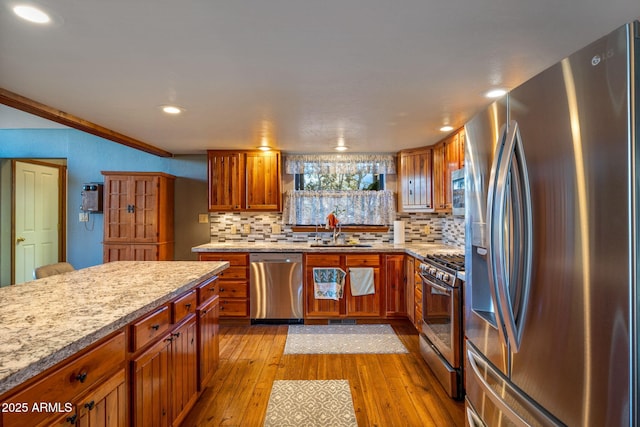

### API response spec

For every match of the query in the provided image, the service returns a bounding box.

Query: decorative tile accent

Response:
[208,212,465,249]
[283,324,408,354]
[264,380,358,427]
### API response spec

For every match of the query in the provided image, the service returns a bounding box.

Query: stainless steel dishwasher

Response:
[249,253,303,324]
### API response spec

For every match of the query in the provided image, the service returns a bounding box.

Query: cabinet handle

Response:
[185,303,192,310]
[151,324,160,331]
[164,336,174,342]
[75,372,88,383]
[173,332,181,338]
[209,287,216,292]
[84,400,95,411]
[219,288,225,292]
[66,414,78,424]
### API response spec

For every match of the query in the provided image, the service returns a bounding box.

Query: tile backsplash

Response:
[208,212,464,248]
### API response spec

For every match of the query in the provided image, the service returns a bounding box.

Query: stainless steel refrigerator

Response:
[464,21,638,426]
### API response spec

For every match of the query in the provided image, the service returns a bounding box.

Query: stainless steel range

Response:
[418,253,464,400]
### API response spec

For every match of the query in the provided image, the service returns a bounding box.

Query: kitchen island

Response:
[0,260,228,426]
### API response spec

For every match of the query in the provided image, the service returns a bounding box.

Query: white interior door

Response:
[14,161,60,284]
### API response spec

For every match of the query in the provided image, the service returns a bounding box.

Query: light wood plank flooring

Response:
[180,321,465,427]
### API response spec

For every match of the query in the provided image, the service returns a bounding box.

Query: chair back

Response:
[34,262,75,279]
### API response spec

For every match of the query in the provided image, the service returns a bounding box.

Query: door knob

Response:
[16,237,25,244]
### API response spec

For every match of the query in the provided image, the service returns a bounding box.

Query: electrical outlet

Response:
[198,213,209,224]
[79,212,89,222]
[230,225,237,234]
[243,224,251,234]
[423,225,431,234]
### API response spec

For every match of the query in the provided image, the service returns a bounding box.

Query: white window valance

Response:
[284,153,396,175]
[282,190,396,225]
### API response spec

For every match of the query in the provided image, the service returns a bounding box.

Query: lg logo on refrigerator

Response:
[591,48,615,66]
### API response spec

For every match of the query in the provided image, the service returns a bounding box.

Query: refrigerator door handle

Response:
[492,120,533,353]
[486,123,510,344]
[466,344,562,427]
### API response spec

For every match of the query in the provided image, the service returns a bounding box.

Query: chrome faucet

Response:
[332,223,342,244]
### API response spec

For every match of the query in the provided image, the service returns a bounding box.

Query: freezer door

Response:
[508,23,631,426]
[464,99,509,375]
[465,342,563,427]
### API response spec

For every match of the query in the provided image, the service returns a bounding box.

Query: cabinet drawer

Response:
[219,299,248,316]
[3,332,125,427]
[198,253,248,266]
[306,254,341,266]
[218,282,247,298]
[173,289,197,324]
[345,254,380,267]
[197,276,220,305]
[218,266,247,280]
[131,305,171,352]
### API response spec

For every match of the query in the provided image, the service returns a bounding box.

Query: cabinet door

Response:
[384,255,406,317]
[405,257,415,324]
[132,334,172,427]
[103,175,132,242]
[443,133,461,209]
[245,151,281,211]
[432,142,446,211]
[75,369,126,427]
[208,152,243,211]
[305,266,341,317]
[399,149,432,212]
[171,316,199,426]
[130,175,160,242]
[198,296,219,389]
[345,267,381,317]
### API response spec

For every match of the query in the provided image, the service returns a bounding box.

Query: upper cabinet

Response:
[207,150,282,212]
[398,147,433,212]
[398,128,465,213]
[433,128,465,211]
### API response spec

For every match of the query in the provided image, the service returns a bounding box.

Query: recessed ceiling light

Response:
[161,105,183,115]
[440,125,454,132]
[257,145,272,151]
[334,145,349,152]
[13,5,51,24]
[485,88,507,98]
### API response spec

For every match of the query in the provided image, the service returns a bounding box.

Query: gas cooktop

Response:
[424,253,465,271]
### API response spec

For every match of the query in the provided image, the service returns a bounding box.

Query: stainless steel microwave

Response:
[451,168,464,216]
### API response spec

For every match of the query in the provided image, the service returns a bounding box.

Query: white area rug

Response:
[283,324,409,354]
[264,380,357,427]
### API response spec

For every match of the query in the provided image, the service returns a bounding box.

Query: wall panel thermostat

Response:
[81,183,103,212]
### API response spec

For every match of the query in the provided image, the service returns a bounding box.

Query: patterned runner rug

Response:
[283,324,408,354]
[264,380,358,427]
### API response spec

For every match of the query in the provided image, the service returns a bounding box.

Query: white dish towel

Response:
[349,267,375,296]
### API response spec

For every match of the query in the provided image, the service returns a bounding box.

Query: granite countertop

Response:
[192,241,463,260]
[0,261,228,396]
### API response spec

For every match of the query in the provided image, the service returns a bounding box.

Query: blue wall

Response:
[0,128,210,271]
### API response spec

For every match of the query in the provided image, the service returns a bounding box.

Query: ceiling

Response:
[1,1,638,156]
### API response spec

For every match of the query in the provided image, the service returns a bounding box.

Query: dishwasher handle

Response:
[249,253,303,264]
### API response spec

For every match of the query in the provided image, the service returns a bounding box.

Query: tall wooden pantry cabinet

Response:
[102,172,175,262]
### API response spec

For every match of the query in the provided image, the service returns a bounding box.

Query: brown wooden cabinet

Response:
[171,316,199,426]
[102,171,175,262]
[197,293,219,389]
[384,254,406,317]
[414,261,423,333]
[198,253,249,319]
[433,128,465,212]
[305,253,382,318]
[207,150,281,212]
[1,332,126,427]
[398,147,433,212]
[405,256,415,326]
[73,369,127,427]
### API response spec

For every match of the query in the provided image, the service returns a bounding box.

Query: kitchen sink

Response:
[309,243,373,248]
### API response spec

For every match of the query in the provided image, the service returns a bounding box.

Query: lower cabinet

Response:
[132,331,172,427]
[305,253,382,318]
[73,369,127,427]
[198,296,220,389]
[198,253,249,320]
[384,254,406,317]
[132,315,200,427]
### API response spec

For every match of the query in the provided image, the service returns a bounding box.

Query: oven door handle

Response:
[427,280,451,294]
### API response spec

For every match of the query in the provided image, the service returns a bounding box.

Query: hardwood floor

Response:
[180,321,465,427]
